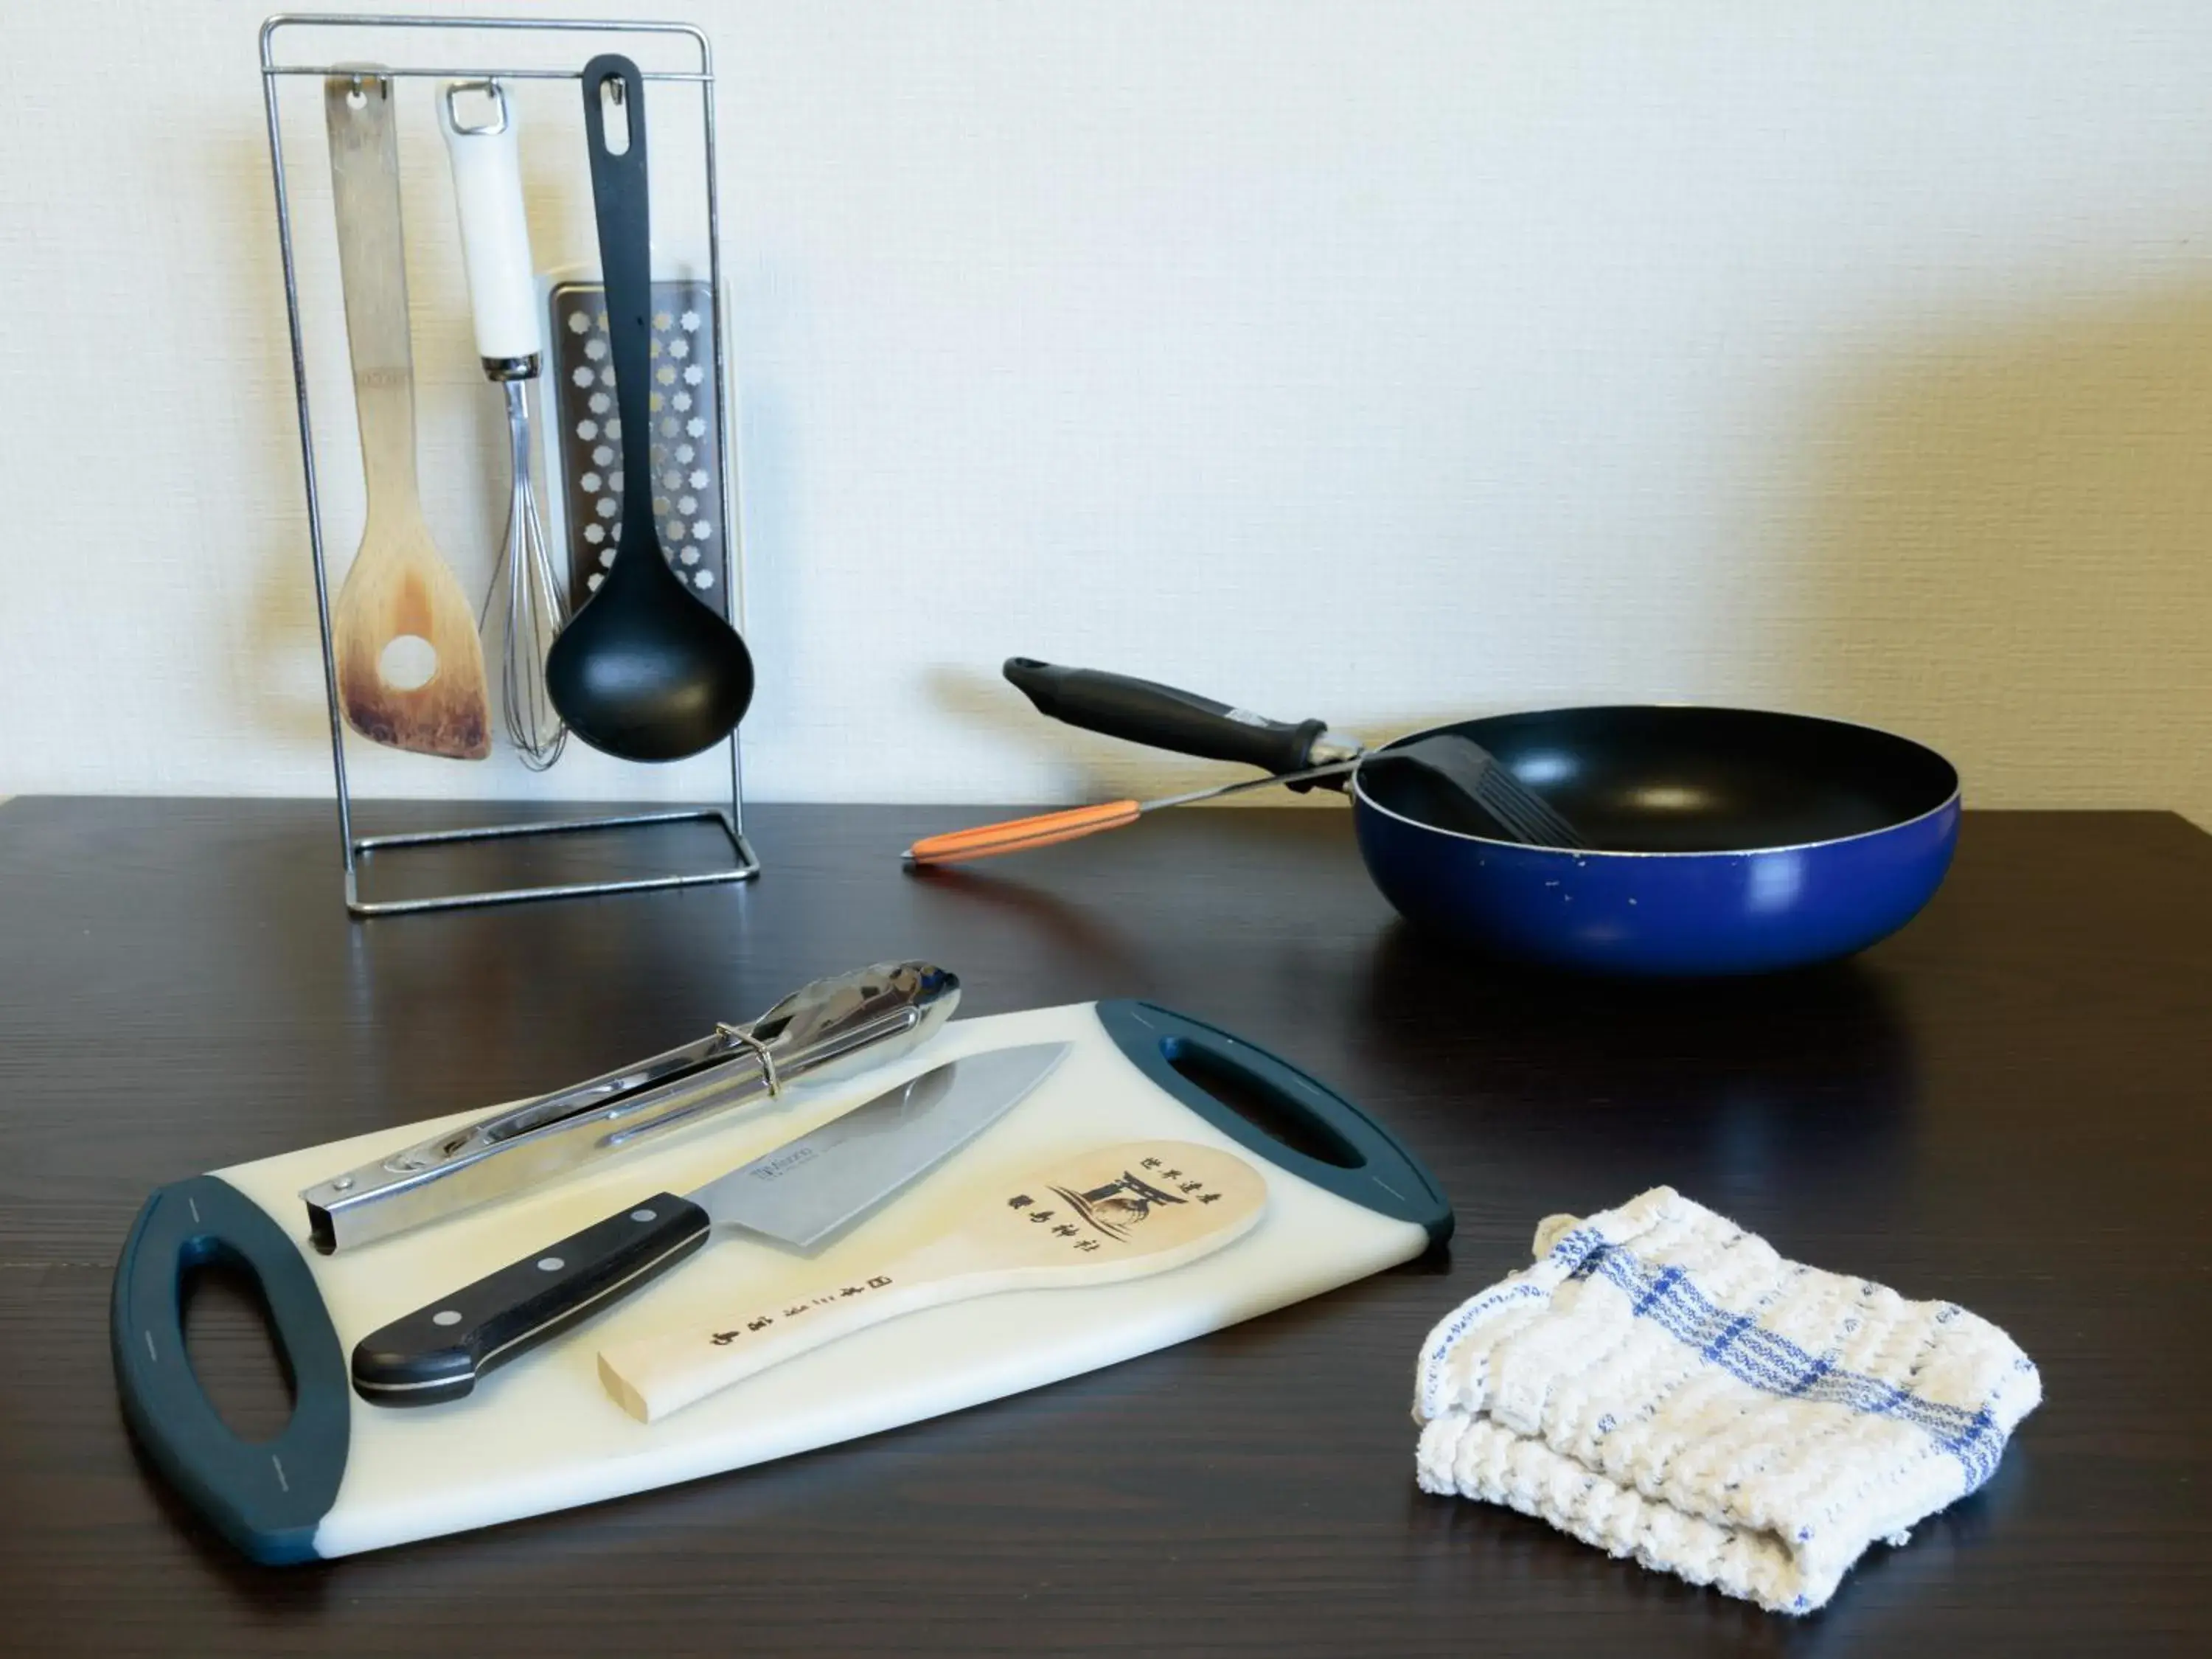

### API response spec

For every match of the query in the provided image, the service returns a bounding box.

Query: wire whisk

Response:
[439,74,567,770]
[487,377,568,769]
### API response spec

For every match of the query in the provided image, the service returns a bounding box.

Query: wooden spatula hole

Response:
[1162,1041,1364,1169]
[377,633,438,690]
[181,1254,296,1444]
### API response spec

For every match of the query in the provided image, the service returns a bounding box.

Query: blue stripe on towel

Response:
[1570,1242,2004,1486]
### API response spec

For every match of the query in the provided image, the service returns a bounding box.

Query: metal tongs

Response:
[302,961,959,1252]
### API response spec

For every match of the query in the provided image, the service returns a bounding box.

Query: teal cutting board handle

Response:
[1094,1001,1454,1248]
[110,1175,349,1564]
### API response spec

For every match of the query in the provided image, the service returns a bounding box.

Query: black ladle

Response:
[546,55,754,762]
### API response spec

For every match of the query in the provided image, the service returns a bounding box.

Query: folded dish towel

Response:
[1413,1187,2040,1614]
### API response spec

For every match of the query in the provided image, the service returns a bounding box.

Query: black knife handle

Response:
[350,1194,709,1407]
[1002,658,1327,776]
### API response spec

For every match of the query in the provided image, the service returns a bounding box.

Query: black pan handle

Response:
[1003,658,1329,776]
[350,1194,710,1406]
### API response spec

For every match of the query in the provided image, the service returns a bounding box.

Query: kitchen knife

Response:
[350,1043,1069,1405]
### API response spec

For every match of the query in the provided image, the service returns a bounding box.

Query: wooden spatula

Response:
[324,73,490,760]
[598,1138,1267,1422]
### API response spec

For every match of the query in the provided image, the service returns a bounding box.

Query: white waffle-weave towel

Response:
[1413,1188,2040,1614]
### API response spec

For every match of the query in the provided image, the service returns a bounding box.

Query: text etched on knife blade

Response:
[746,1144,819,1182]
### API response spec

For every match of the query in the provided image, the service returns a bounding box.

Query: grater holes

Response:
[694,569,714,589]
[554,281,724,619]
[571,366,594,387]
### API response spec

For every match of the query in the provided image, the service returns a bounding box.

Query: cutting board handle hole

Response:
[180,1251,297,1445]
[1161,1040,1363,1169]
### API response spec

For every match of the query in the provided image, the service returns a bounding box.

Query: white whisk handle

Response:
[438,80,541,366]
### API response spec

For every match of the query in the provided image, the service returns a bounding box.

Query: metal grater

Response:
[546,279,729,619]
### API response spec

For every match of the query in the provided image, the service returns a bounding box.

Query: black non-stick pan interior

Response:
[1362,706,1958,853]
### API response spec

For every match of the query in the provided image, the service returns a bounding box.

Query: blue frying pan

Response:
[1003,661,1960,976]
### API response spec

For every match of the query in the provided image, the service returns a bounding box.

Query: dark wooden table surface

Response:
[1,798,2206,1657]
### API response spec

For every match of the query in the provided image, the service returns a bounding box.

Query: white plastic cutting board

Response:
[201,1002,1434,1557]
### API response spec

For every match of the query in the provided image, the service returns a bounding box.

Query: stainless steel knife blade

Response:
[689,1043,1068,1250]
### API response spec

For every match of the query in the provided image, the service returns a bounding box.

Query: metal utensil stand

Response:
[260,13,759,917]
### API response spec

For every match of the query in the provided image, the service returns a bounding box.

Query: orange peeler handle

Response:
[905,801,1144,866]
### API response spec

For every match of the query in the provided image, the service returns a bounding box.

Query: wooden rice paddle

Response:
[323,73,490,759]
[599,1139,1267,1422]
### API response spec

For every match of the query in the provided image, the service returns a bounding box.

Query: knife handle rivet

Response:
[431,1310,462,1326]
[537,1256,565,1272]
[630,1208,657,1222]
[332,1176,354,1192]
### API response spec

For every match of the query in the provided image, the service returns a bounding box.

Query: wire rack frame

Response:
[259,12,759,916]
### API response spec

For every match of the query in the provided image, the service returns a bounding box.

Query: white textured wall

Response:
[1,2,2207,822]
